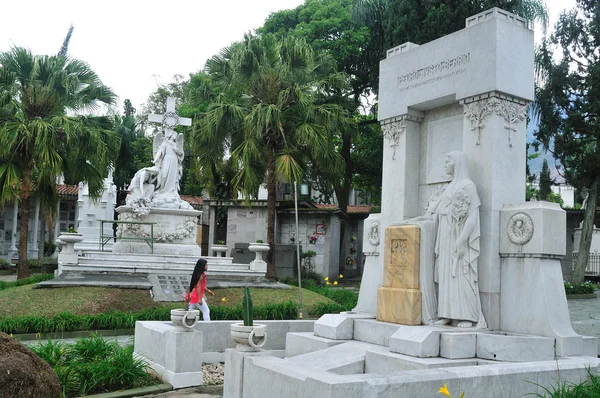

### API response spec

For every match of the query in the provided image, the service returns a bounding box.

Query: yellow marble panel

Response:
[383,224,420,289]
[376,287,422,325]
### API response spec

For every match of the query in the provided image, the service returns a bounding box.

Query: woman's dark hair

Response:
[189,258,208,293]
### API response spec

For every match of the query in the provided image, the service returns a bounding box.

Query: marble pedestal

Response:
[133,321,203,388]
[377,224,422,325]
[114,206,201,256]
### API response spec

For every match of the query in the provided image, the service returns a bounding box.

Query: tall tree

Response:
[260,0,370,213]
[538,158,552,200]
[194,34,348,278]
[534,0,599,283]
[58,24,74,57]
[0,47,120,278]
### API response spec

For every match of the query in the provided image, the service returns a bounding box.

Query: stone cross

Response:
[148,97,192,130]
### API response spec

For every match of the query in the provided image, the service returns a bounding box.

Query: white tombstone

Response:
[75,170,117,252]
[357,8,534,330]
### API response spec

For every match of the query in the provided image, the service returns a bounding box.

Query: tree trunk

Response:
[572,178,598,283]
[266,150,277,279]
[17,166,32,279]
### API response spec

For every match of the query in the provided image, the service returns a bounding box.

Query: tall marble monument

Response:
[114,97,201,256]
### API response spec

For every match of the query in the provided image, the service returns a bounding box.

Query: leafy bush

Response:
[30,335,154,397]
[0,273,54,291]
[564,280,596,295]
[0,301,301,334]
[0,259,11,269]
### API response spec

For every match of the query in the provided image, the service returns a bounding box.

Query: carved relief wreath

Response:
[368,221,381,246]
[507,212,534,246]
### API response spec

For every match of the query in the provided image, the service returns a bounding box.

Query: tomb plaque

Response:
[377,224,422,325]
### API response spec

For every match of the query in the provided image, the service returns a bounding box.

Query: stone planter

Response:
[211,244,228,257]
[57,233,83,266]
[230,323,267,351]
[248,243,270,273]
[170,309,200,331]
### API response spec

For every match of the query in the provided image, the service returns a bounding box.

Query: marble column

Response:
[32,199,40,258]
[9,200,18,259]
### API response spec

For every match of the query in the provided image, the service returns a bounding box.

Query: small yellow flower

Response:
[339,274,344,278]
[326,281,331,285]
[36,333,41,339]
[438,384,451,397]
[221,297,227,302]
[333,281,338,285]
[9,333,13,338]
[324,277,329,281]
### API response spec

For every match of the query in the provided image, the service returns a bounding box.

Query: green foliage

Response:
[351,117,383,206]
[66,227,78,233]
[0,273,54,291]
[44,241,57,256]
[30,335,153,397]
[530,368,600,397]
[255,239,264,243]
[0,300,302,334]
[564,281,596,295]
[534,0,599,283]
[216,240,225,245]
[0,259,10,269]
[0,46,119,278]
[539,159,552,200]
[242,287,254,326]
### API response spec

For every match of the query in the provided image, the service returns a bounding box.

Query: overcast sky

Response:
[1,0,576,114]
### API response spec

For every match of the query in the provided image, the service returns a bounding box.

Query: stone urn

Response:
[170,309,199,331]
[230,323,267,351]
[57,233,84,265]
[211,244,228,257]
[248,243,270,272]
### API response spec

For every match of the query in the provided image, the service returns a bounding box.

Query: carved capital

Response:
[461,92,529,147]
[380,120,406,160]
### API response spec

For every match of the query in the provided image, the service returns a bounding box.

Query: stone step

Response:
[61,263,261,278]
[78,256,244,269]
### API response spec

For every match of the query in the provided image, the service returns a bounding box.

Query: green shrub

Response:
[30,336,154,397]
[0,301,302,334]
[0,259,11,269]
[0,273,54,291]
[564,281,596,295]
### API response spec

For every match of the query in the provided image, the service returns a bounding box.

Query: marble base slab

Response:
[476,332,555,362]
[440,332,477,359]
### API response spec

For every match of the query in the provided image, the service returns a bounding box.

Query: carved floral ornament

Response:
[380,120,406,160]
[463,96,528,147]
[507,212,534,247]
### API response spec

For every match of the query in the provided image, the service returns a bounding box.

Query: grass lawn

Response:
[0,285,338,318]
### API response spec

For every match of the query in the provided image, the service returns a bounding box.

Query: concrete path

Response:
[567,291,600,338]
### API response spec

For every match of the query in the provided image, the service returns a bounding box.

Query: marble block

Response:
[440,332,477,359]
[377,224,422,325]
[500,202,565,256]
[476,332,555,362]
[582,336,599,358]
[383,224,420,289]
[313,314,354,340]
[224,348,276,398]
[133,321,203,388]
[388,326,442,357]
[376,287,422,325]
[285,333,345,358]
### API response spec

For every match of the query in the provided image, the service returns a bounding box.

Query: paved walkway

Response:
[566,291,600,338]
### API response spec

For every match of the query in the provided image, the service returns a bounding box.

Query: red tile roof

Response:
[180,195,203,208]
[313,203,372,214]
[56,185,204,208]
[56,184,78,197]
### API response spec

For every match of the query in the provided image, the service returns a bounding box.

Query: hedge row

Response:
[0,301,300,335]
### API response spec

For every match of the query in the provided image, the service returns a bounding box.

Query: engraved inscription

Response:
[390,238,409,281]
[396,53,470,92]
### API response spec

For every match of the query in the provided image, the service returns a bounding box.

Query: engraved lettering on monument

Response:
[390,238,409,281]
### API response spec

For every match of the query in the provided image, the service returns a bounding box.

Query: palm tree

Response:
[194,34,348,278]
[0,47,120,279]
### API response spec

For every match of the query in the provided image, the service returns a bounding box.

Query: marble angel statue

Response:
[153,129,184,198]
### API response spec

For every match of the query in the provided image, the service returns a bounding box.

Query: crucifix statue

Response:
[126,97,193,211]
[148,98,192,202]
